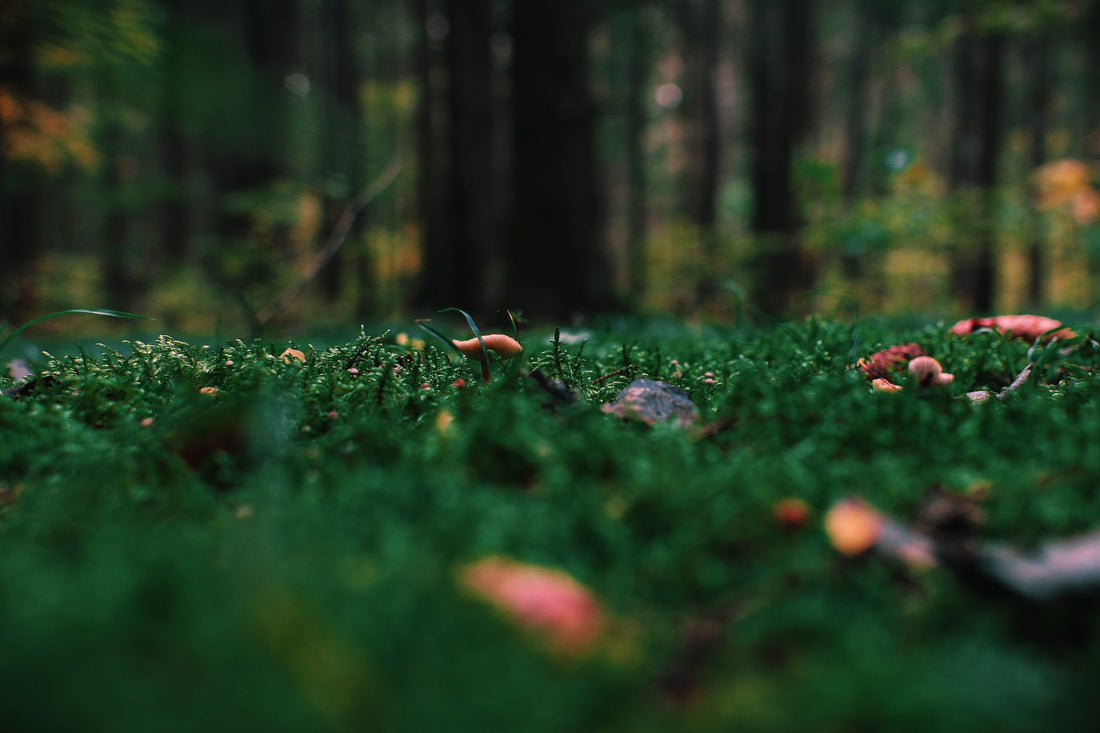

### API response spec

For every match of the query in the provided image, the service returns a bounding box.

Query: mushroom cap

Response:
[452,334,523,361]
[908,356,954,387]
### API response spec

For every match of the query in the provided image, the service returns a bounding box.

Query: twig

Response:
[255,158,403,329]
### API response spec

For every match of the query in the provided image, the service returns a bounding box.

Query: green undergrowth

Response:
[3,317,1100,731]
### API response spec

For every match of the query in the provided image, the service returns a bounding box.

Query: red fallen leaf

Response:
[458,556,604,655]
[949,314,1075,342]
[856,343,925,380]
[601,378,699,427]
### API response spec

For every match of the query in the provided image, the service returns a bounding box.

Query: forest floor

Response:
[3,314,1100,731]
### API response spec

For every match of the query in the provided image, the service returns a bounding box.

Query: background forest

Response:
[2,0,1100,334]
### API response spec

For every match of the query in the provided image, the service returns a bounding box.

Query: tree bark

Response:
[316,0,366,306]
[948,23,1004,314]
[1025,32,1052,308]
[414,0,498,312]
[0,1,41,322]
[624,8,650,303]
[747,0,816,316]
[506,0,615,319]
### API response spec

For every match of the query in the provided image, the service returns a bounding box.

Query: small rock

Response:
[601,378,699,427]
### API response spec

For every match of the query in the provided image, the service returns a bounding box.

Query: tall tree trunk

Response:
[214,0,297,293]
[414,0,450,310]
[678,0,721,232]
[842,0,871,203]
[625,8,650,303]
[677,0,722,306]
[0,1,41,322]
[444,0,494,309]
[414,0,496,311]
[317,0,366,307]
[506,0,615,319]
[948,23,1004,314]
[102,127,133,311]
[1026,32,1052,308]
[747,0,816,316]
[159,0,191,269]
[1081,2,1100,157]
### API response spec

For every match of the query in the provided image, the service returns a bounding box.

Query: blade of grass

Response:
[0,309,151,356]
[439,307,492,377]
[414,320,463,355]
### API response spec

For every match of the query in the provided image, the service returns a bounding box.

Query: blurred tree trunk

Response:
[316,0,366,307]
[747,0,816,316]
[506,0,616,319]
[444,0,495,308]
[677,0,721,233]
[414,0,496,311]
[159,0,191,269]
[948,22,1004,314]
[1082,2,1100,157]
[842,0,871,203]
[0,2,41,321]
[625,8,650,303]
[102,126,134,311]
[677,0,722,303]
[214,0,297,282]
[415,0,448,309]
[1025,32,1052,308]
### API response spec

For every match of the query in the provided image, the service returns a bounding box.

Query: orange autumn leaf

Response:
[949,314,1074,342]
[825,498,883,556]
[458,556,604,655]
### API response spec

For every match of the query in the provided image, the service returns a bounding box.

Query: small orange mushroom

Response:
[773,498,811,529]
[907,356,954,387]
[280,347,306,364]
[458,556,604,655]
[825,498,883,556]
[949,315,1074,342]
[452,334,523,382]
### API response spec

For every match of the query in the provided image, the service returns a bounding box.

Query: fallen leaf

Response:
[601,378,699,427]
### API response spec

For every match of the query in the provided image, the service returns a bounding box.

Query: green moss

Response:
[2,317,1100,731]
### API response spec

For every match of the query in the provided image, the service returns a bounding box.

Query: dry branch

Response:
[255,158,402,328]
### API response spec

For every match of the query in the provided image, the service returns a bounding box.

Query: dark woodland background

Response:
[2,0,1099,332]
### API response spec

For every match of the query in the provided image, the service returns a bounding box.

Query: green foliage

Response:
[4,317,1100,730]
